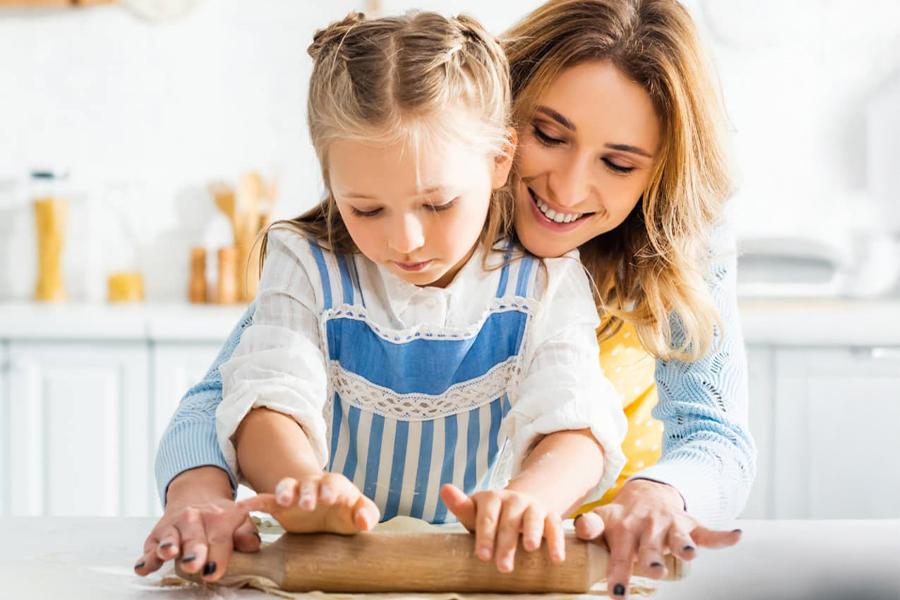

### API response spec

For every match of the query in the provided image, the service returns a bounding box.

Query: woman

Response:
[137,1,754,597]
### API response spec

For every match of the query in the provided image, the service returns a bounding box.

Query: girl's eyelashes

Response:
[350,206,383,217]
[602,158,635,175]
[426,198,458,212]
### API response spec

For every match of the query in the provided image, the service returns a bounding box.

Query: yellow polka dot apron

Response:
[576,320,663,514]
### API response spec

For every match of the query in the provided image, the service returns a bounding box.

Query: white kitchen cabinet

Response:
[0,341,8,516]
[771,347,900,519]
[4,341,150,517]
[741,345,774,519]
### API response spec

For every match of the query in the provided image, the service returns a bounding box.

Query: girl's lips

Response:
[393,260,432,272]
[526,187,589,233]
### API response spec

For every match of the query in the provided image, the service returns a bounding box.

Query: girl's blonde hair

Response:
[262,11,513,266]
[504,0,731,361]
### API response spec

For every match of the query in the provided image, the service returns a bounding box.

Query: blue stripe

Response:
[502,394,511,416]
[363,414,385,501]
[342,404,361,482]
[515,256,534,297]
[326,310,528,395]
[409,420,434,520]
[382,421,409,521]
[496,255,512,297]
[464,407,480,493]
[336,253,355,305]
[432,414,458,523]
[327,394,343,471]
[308,241,333,310]
[488,398,502,467]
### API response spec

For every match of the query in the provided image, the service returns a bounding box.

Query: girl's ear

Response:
[491,127,518,190]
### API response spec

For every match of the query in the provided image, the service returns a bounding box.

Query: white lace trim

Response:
[328,358,522,421]
[321,298,536,343]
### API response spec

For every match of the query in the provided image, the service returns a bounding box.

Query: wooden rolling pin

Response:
[178,530,687,593]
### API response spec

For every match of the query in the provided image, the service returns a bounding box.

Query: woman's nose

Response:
[548,154,592,208]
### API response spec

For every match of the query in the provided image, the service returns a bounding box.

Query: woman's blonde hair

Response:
[262,11,513,266]
[504,0,731,361]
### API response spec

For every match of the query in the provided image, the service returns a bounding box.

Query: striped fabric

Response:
[309,242,534,523]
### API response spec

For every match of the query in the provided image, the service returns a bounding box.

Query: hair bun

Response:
[308,11,366,59]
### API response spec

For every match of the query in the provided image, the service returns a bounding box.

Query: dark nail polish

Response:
[732,528,743,535]
[650,561,663,568]
[683,545,696,552]
[133,561,145,570]
[203,561,217,576]
[181,554,196,563]
[613,583,626,596]
[159,542,173,550]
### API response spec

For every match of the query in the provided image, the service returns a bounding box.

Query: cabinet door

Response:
[741,345,774,519]
[773,347,900,519]
[6,341,149,517]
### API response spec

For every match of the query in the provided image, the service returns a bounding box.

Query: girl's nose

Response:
[388,214,425,255]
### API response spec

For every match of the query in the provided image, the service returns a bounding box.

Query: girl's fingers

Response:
[233,517,263,553]
[439,484,477,531]
[318,474,339,505]
[236,493,280,514]
[494,500,527,573]
[153,526,181,561]
[473,493,502,562]
[521,504,544,552]
[636,520,669,579]
[690,525,742,549]
[199,502,253,583]
[275,478,299,507]
[352,495,380,532]
[604,527,638,599]
[666,526,697,561]
[298,479,318,511]
[544,513,565,564]
[574,509,607,541]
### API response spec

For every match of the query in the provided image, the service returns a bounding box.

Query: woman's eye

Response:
[351,207,383,217]
[602,158,635,175]
[532,125,564,146]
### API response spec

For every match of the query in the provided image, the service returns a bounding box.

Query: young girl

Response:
[215,10,626,575]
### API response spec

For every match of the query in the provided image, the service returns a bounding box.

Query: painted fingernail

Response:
[683,545,696,552]
[477,546,491,560]
[732,528,743,535]
[159,541,173,550]
[133,561,145,570]
[650,561,663,569]
[203,561,217,576]
[613,583,626,597]
[181,554,196,563]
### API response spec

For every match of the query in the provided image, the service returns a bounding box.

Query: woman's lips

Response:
[393,260,432,272]
[526,187,589,233]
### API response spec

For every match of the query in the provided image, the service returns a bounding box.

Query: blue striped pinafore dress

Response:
[307,242,538,524]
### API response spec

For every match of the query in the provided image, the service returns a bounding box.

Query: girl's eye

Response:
[602,158,635,175]
[532,125,564,147]
[351,207,383,217]
[427,198,458,212]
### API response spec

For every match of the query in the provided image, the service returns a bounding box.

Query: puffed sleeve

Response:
[216,229,330,482]
[501,252,627,503]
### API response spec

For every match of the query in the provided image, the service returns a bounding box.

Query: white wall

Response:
[1,0,899,301]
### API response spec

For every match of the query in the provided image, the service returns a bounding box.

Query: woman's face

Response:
[514,60,661,258]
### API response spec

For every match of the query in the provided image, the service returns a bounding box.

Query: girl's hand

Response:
[574,479,742,599]
[440,483,565,574]
[134,467,260,583]
[238,473,380,534]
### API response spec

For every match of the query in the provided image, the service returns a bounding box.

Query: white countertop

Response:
[0,518,897,598]
[0,298,899,346]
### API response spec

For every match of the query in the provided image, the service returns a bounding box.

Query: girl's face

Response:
[330,134,512,288]
[514,60,661,258]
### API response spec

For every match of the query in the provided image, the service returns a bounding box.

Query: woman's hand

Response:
[440,483,565,574]
[133,466,260,583]
[574,479,742,598]
[237,473,380,534]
